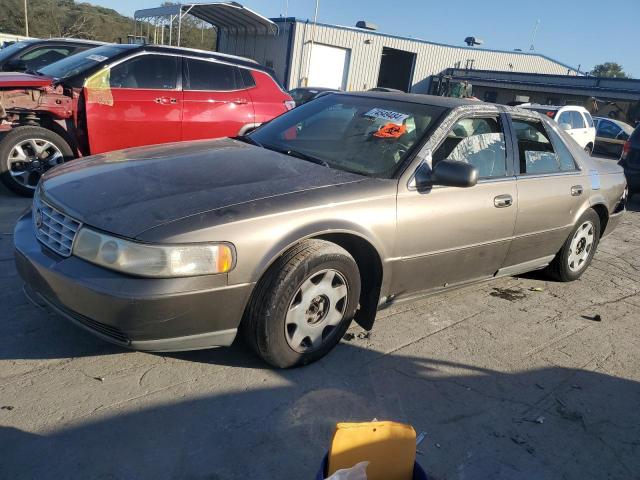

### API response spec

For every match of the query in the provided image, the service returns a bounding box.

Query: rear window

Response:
[583,111,594,128]
[512,118,575,174]
[185,58,241,91]
[240,68,256,88]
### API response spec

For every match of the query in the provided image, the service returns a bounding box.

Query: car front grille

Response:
[33,195,81,257]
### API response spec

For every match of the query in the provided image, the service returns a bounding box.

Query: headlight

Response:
[72,227,234,277]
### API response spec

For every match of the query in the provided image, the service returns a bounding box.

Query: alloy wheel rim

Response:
[285,269,348,352]
[567,221,595,272]
[7,138,64,190]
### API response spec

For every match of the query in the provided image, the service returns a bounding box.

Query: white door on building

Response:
[307,43,350,90]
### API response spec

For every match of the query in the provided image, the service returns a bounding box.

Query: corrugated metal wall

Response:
[219,20,578,93]
[217,22,293,86]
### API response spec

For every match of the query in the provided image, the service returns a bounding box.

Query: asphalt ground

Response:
[1,157,639,480]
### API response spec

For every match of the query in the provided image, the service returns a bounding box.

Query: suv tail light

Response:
[284,100,296,111]
[621,139,631,160]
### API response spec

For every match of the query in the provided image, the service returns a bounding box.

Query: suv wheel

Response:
[546,209,600,282]
[243,239,361,368]
[0,126,74,196]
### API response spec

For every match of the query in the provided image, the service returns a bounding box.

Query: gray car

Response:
[14,93,627,367]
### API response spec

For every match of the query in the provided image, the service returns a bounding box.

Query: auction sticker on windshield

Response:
[364,108,409,124]
[87,54,108,62]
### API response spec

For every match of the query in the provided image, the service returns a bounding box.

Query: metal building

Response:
[217,17,581,92]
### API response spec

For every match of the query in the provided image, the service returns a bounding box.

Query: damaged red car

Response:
[0,44,294,195]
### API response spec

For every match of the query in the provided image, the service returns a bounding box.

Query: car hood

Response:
[0,72,53,88]
[40,138,364,239]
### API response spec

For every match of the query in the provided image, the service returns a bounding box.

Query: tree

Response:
[590,62,630,78]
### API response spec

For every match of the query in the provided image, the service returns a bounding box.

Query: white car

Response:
[521,105,596,155]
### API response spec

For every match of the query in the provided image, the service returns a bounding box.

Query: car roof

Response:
[23,38,105,46]
[338,91,483,108]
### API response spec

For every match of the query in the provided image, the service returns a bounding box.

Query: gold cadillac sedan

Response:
[15,92,627,367]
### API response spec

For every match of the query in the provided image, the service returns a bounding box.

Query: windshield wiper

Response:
[233,135,262,147]
[265,145,331,168]
[25,69,44,76]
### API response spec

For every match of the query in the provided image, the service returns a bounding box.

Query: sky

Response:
[90,0,639,77]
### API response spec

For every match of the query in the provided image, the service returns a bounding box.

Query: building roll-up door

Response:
[307,43,350,90]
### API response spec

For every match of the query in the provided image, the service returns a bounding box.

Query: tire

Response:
[0,126,74,196]
[243,239,361,368]
[584,143,593,156]
[546,209,601,282]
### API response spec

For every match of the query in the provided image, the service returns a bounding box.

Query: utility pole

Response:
[303,0,319,86]
[24,0,29,37]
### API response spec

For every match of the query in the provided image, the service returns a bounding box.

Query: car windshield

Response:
[249,95,446,178]
[0,40,33,62]
[38,45,126,80]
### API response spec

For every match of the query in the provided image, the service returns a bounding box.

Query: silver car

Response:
[14,93,627,367]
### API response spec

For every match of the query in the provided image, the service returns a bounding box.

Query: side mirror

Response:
[414,159,478,190]
[559,122,572,131]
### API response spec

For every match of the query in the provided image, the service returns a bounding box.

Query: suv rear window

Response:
[185,58,241,91]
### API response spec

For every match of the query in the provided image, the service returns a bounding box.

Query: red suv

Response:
[0,44,294,195]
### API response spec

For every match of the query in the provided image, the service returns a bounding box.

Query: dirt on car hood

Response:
[40,138,364,239]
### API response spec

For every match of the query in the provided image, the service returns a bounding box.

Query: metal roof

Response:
[134,2,278,35]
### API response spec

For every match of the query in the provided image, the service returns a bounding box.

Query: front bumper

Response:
[14,211,253,352]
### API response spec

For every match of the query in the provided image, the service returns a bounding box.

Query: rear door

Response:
[84,53,182,154]
[503,115,586,268]
[181,57,255,141]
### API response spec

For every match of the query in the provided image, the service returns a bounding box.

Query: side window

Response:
[570,111,585,129]
[512,118,562,175]
[433,116,507,178]
[583,112,594,128]
[20,46,73,70]
[557,111,572,127]
[240,68,256,88]
[110,55,178,89]
[597,121,621,139]
[546,126,578,171]
[185,58,240,91]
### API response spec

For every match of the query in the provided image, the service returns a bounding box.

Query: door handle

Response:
[232,98,248,105]
[571,185,583,196]
[154,97,178,105]
[494,194,513,208]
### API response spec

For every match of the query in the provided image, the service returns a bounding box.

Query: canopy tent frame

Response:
[133,2,278,47]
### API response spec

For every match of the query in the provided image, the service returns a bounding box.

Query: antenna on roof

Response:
[529,19,540,51]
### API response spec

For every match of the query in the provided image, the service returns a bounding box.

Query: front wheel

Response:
[0,126,74,196]
[546,209,601,282]
[243,239,361,368]
[584,144,593,156]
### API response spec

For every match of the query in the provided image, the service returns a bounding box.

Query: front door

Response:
[181,57,255,141]
[84,54,182,154]
[502,115,587,268]
[393,114,518,297]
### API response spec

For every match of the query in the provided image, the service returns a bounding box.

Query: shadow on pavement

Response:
[1,344,639,480]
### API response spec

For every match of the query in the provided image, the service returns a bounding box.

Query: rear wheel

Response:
[243,239,361,368]
[0,126,74,196]
[546,209,600,282]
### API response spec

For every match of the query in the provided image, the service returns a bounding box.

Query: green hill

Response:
[0,0,216,50]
